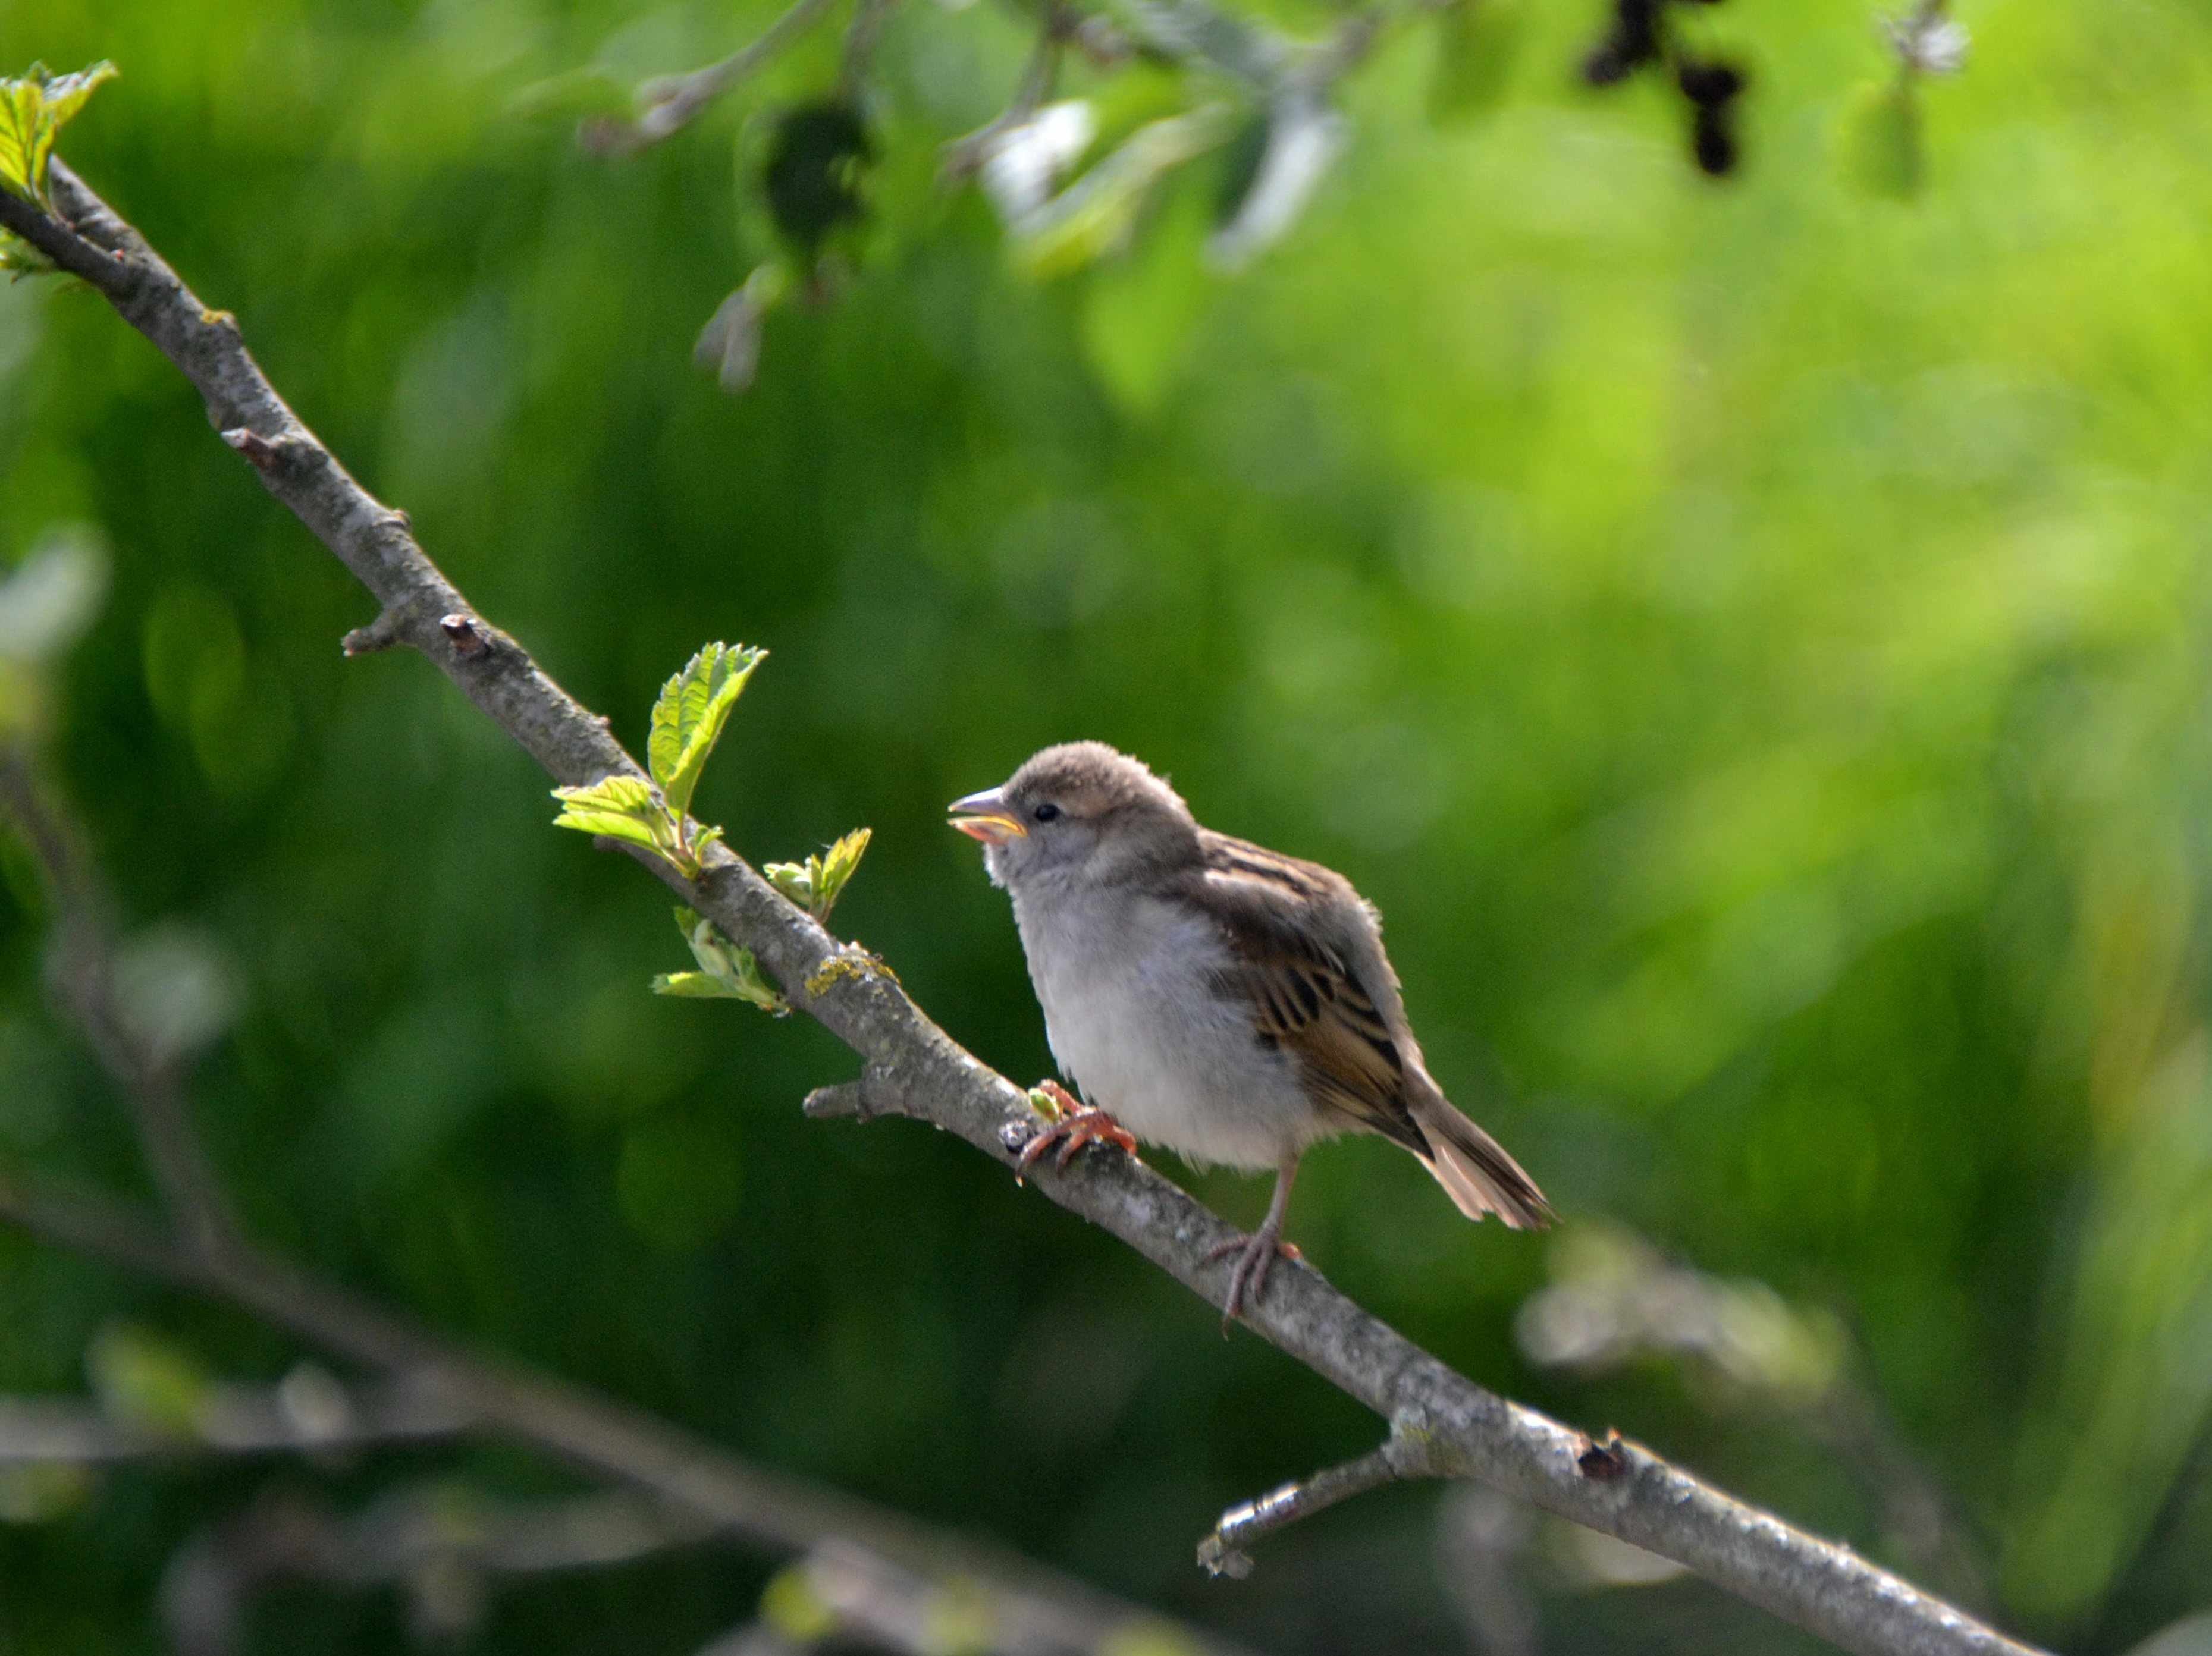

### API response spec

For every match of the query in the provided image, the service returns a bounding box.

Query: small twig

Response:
[837,0,899,100]
[601,0,849,153]
[340,609,406,656]
[1197,1434,1429,1577]
[0,1372,470,1465]
[0,1162,1240,1656]
[942,7,1070,181]
[802,1063,901,1120]
[161,1485,722,1656]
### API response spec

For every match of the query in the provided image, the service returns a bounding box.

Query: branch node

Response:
[219,426,308,476]
[805,1063,901,1121]
[341,611,407,657]
[439,612,495,662]
[1576,1428,1626,1481]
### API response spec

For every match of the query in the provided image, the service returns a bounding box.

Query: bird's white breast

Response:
[1008,880,1324,1170]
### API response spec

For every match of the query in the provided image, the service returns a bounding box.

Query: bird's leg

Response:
[1015,1079,1137,1179]
[1207,1155,1302,1325]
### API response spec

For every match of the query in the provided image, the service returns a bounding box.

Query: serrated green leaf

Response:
[551,775,679,855]
[0,61,118,207]
[647,642,765,818]
[815,827,871,913]
[764,828,872,921]
[1010,104,1234,277]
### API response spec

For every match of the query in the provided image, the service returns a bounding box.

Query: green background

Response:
[2,0,2210,1649]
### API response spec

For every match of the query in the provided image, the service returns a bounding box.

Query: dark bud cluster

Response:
[1580,0,1659,86]
[764,102,873,259]
[1676,56,1745,175]
[1579,0,1749,177]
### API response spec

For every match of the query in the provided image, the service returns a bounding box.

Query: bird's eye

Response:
[1032,802,1062,824]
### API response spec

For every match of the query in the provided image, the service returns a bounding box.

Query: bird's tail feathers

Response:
[1409,1095,1554,1230]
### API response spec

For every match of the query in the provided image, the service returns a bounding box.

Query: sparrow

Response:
[950,742,1553,1321]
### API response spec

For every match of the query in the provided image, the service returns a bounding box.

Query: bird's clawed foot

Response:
[1014,1081,1137,1180]
[1206,1226,1303,1327]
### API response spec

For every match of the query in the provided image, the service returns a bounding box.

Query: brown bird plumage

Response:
[952,742,1552,1318]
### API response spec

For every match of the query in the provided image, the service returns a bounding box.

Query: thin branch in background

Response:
[591,0,849,154]
[837,0,899,102]
[0,558,1245,1651]
[0,750,240,1259]
[0,158,2057,1656]
[160,1484,723,1656]
[0,997,1237,1650]
[941,7,1071,182]
[1515,1223,1994,1608]
[703,1538,1112,1656]
[0,1369,470,1467]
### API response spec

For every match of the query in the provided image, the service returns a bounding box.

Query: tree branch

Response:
[1196,1436,1423,1579]
[941,6,1071,181]
[160,1485,723,1655]
[0,1372,470,1465]
[0,573,1241,1654]
[0,1096,1229,1656]
[596,0,849,154]
[7,158,2056,1656]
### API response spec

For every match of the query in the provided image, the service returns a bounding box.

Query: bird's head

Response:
[949,741,1197,891]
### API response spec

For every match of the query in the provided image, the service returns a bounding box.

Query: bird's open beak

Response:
[948,786,1027,846]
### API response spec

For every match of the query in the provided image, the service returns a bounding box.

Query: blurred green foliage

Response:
[1,0,2211,1651]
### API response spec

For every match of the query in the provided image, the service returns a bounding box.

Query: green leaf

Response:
[654,906,788,1013]
[763,859,817,910]
[647,642,765,819]
[0,61,118,207]
[650,970,744,997]
[766,827,873,920]
[550,775,679,858]
[815,827,870,913]
[1011,104,1235,277]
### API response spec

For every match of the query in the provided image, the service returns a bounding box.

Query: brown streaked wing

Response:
[1184,834,1430,1157]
